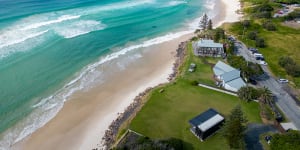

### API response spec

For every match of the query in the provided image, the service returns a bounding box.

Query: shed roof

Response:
[197,40,223,48]
[189,108,224,132]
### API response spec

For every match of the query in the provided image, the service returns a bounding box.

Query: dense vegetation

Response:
[270,130,300,150]
[227,55,264,79]
[116,136,184,150]
[224,0,300,86]
[278,56,300,77]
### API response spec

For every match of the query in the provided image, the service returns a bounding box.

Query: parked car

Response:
[188,63,196,72]
[253,53,263,57]
[249,77,257,85]
[259,61,268,66]
[278,78,289,83]
[248,47,257,51]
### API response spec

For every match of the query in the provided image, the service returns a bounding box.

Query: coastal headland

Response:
[12,0,242,149]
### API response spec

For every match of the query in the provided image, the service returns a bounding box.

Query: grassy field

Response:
[180,43,219,86]
[128,42,261,149]
[223,0,300,87]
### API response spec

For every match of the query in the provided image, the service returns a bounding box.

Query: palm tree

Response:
[259,87,273,105]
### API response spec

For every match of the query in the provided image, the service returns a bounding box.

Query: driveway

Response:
[245,124,278,150]
[235,41,300,130]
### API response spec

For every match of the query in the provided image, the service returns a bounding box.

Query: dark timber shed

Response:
[189,108,225,141]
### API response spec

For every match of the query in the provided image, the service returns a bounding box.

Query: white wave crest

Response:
[54,20,106,38]
[0,30,48,49]
[82,0,155,15]
[161,1,187,7]
[21,15,80,30]
[0,29,194,149]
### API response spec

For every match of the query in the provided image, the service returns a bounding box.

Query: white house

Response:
[213,61,246,92]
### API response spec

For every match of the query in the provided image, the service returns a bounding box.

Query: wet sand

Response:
[13,0,242,149]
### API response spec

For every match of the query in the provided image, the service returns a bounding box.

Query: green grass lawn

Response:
[128,42,262,150]
[224,20,300,87]
[180,43,219,86]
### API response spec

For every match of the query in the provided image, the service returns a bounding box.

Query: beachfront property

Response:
[213,61,246,92]
[189,108,225,141]
[193,39,224,57]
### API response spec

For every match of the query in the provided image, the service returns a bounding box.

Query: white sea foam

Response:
[162,0,187,7]
[54,20,106,38]
[0,30,48,49]
[0,28,195,149]
[21,15,80,30]
[79,0,155,15]
[0,0,155,59]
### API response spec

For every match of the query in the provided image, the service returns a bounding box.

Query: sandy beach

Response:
[12,0,242,149]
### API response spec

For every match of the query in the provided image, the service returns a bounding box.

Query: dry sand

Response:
[12,0,242,149]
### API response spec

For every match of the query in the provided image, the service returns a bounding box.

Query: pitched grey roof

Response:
[226,78,246,90]
[222,69,241,82]
[213,61,236,76]
[197,40,223,48]
[213,61,246,91]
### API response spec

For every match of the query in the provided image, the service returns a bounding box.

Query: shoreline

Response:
[11,0,242,149]
[101,0,243,148]
[101,41,188,149]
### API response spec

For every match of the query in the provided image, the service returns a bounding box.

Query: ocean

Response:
[0,0,216,148]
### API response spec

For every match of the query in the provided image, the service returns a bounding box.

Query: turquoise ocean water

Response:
[0,0,215,147]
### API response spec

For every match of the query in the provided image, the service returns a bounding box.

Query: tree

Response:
[199,13,208,30]
[278,56,300,77]
[255,37,265,48]
[258,87,273,105]
[222,105,248,149]
[270,130,300,150]
[245,62,264,78]
[238,86,260,102]
[278,56,295,68]
[213,28,225,42]
[247,31,257,40]
[242,20,251,28]
[207,19,213,30]
[262,20,276,31]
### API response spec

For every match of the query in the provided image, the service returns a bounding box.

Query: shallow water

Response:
[0,0,216,148]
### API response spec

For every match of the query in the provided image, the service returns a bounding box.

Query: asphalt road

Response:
[235,41,300,130]
[244,124,278,150]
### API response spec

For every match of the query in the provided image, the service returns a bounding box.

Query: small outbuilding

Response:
[189,108,225,141]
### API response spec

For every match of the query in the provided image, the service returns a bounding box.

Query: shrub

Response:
[191,80,199,86]
[255,37,265,48]
[262,20,277,31]
[256,11,272,18]
[243,20,251,28]
[284,9,300,20]
[278,56,295,68]
[270,130,300,150]
[256,3,274,12]
[238,86,260,102]
[214,28,225,42]
[278,56,300,77]
[247,31,258,40]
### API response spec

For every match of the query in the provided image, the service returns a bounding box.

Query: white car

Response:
[278,79,289,83]
[259,61,268,65]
